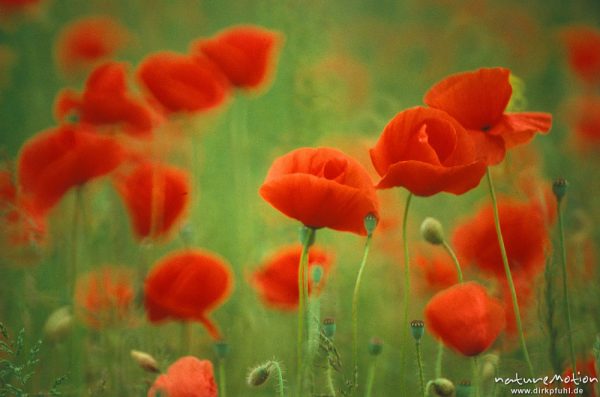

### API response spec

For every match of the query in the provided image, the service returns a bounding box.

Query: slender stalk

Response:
[270,361,286,397]
[472,356,480,397]
[442,240,463,283]
[435,341,444,378]
[415,341,426,397]
[399,192,414,393]
[351,233,374,390]
[485,168,534,377]
[365,360,377,397]
[326,364,337,397]
[219,358,227,397]
[68,188,83,298]
[557,198,577,373]
[296,227,315,395]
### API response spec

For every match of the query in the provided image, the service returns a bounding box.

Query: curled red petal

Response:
[489,112,552,148]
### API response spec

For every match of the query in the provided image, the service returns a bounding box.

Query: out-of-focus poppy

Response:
[424,67,552,165]
[415,250,459,292]
[147,356,217,397]
[74,266,135,329]
[55,62,155,138]
[565,95,600,150]
[0,0,40,16]
[18,124,124,215]
[259,147,379,236]
[137,51,230,114]
[560,26,600,86]
[452,196,553,279]
[425,282,505,356]
[561,357,598,397]
[191,25,282,91]
[144,249,233,339]
[370,106,487,196]
[54,16,130,76]
[114,162,190,241]
[251,244,334,310]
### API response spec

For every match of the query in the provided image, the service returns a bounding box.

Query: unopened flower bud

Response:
[420,217,445,245]
[247,363,272,386]
[552,178,568,202]
[481,353,500,380]
[428,378,456,397]
[323,318,336,338]
[364,213,378,236]
[368,337,383,356]
[43,306,73,342]
[410,320,425,341]
[130,350,160,373]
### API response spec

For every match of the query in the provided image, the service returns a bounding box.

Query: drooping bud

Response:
[552,178,568,203]
[43,306,73,342]
[247,362,272,387]
[368,337,383,356]
[410,320,425,342]
[420,217,445,245]
[322,318,336,338]
[364,213,378,236]
[130,350,160,373]
[427,378,456,397]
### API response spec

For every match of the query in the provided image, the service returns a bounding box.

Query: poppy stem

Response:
[297,226,315,396]
[485,168,534,377]
[351,229,374,391]
[415,340,426,397]
[365,356,378,397]
[399,192,413,393]
[556,192,577,373]
[442,240,463,283]
[472,356,480,397]
[219,357,227,397]
[69,187,83,298]
[435,341,444,378]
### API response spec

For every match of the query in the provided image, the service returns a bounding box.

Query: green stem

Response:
[442,240,463,283]
[219,358,227,397]
[270,361,285,397]
[326,364,337,397]
[416,341,426,397]
[365,359,377,397]
[69,188,83,298]
[472,356,480,397]
[352,233,374,390]
[296,227,315,396]
[399,192,413,394]
[557,199,577,373]
[435,341,444,378]
[485,168,534,377]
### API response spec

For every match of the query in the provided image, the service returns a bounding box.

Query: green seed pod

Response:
[410,320,425,341]
[214,340,229,360]
[552,178,568,202]
[311,265,324,285]
[368,337,383,356]
[323,317,336,338]
[364,213,379,236]
[455,380,472,397]
[420,217,445,245]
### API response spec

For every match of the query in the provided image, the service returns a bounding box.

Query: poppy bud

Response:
[130,350,160,373]
[481,353,500,381]
[368,337,383,356]
[247,362,272,386]
[421,217,445,245]
[410,320,425,341]
[552,178,568,202]
[364,213,378,236]
[427,378,456,397]
[43,306,73,342]
[214,340,229,360]
[323,318,336,338]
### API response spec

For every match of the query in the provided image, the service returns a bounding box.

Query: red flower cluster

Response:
[144,249,233,339]
[251,245,334,310]
[148,356,217,397]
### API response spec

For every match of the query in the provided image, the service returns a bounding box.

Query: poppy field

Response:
[1,1,600,396]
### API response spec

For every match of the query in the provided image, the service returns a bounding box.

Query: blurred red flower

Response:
[191,25,283,91]
[251,244,334,310]
[370,106,486,196]
[565,95,600,150]
[0,0,40,14]
[148,356,217,397]
[54,16,130,76]
[424,67,552,165]
[562,356,598,397]
[415,250,459,292]
[55,62,155,138]
[114,162,190,241]
[144,249,233,339]
[74,266,135,329]
[452,196,553,279]
[560,26,600,86]
[137,52,230,114]
[259,147,379,235]
[18,124,124,215]
[425,282,505,356]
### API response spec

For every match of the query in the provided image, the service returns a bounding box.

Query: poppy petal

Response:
[489,112,552,148]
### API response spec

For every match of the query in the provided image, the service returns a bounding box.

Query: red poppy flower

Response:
[415,250,459,292]
[251,245,334,310]
[148,356,217,397]
[137,52,230,114]
[55,62,154,137]
[74,266,135,329]
[452,196,553,279]
[191,25,282,90]
[259,147,379,235]
[560,26,600,86]
[424,67,552,165]
[114,162,190,241]
[565,95,600,150]
[54,16,130,75]
[369,106,486,196]
[144,249,233,339]
[18,124,124,215]
[425,282,505,356]
[561,357,598,397]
